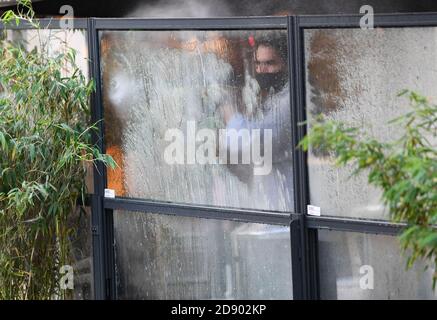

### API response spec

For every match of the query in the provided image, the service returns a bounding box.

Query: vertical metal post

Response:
[105,209,116,299]
[307,229,320,299]
[290,15,321,300]
[88,18,111,300]
[290,216,304,299]
[287,15,306,299]
[288,15,320,299]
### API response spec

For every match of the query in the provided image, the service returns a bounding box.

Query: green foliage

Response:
[300,90,437,287]
[1,0,35,27]
[0,3,115,299]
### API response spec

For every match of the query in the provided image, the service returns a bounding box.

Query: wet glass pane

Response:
[113,210,293,299]
[304,28,437,220]
[101,30,294,212]
[318,230,437,299]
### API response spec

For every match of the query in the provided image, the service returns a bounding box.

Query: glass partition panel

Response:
[101,30,294,212]
[304,28,437,220]
[113,210,293,299]
[318,229,437,300]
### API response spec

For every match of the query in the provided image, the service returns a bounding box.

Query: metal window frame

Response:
[0,18,88,29]
[87,16,304,300]
[295,13,437,234]
[295,13,437,299]
[2,12,437,301]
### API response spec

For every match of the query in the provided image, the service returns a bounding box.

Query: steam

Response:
[127,0,232,18]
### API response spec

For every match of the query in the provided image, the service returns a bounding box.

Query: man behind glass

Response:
[221,33,294,212]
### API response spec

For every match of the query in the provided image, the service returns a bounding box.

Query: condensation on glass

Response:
[1,28,93,299]
[318,230,437,300]
[100,30,294,212]
[304,28,437,220]
[113,210,293,299]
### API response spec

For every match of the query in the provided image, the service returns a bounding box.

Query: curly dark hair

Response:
[254,32,288,65]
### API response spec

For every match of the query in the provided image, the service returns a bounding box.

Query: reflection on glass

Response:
[101,30,293,212]
[318,230,437,300]
[113,210,293,299]
[304,28,437,220]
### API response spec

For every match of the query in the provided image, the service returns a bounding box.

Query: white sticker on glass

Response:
[307,205,321,216]
[104,189,116,198]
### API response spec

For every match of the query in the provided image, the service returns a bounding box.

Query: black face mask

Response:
[255,71,287,93]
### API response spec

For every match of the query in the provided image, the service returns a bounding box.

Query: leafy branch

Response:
[0,1,115,299]
[300,90,437,287]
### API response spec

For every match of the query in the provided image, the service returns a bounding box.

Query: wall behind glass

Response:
[101,30,294,212]
[113,210,293,299]
[305,27,437,220]
[4,28,89,75]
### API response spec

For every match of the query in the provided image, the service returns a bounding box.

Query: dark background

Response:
[2,0,437,17]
